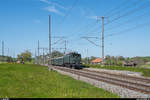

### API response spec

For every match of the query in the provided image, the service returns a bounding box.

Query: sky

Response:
[0,0,150,58]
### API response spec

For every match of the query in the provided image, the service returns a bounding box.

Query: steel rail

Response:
[53,66,150,95]
[83,69,150,83]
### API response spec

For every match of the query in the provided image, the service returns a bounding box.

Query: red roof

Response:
[91,58,102,63]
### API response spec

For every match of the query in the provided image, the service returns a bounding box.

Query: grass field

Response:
[0,63,119,98]
[84,64,150,77]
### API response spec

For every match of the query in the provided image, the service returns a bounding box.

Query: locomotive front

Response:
[69,52,82,68]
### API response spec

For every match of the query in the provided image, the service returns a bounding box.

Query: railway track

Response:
[83,69,150,84]
[53,66,150,95]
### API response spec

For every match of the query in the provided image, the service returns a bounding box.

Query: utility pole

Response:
[38,47,48,65]
[86,49,88,64]
[7,48,9,57]
[97,16,106,66]
[2,41,4,56]
[43,48,45,65]
[102,17,105,66]
[35,49,37,64]
[49,15,52,65]
[64,40,67,54]
[38,40,40,64]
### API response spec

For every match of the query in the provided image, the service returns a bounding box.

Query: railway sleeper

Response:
[54,67,150,95]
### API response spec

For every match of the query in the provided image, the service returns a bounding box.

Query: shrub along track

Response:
[52,66,150,95]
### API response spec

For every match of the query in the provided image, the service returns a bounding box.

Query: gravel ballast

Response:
[85,68,143,77]
[51,67,150,98]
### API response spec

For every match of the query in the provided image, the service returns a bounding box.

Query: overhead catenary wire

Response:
[67,20,98,38]
[58,0,79,26]
[78,0,150,38]
[52,38,64,45]
[82,38,101,47]
[65,20,99,49]
[86,16,150,40]
[69,0,142,39]
[103,0,131,16]
[105,0,142,17]
[55,0,79,36]
[105,20,150,38]
[78,22,99,36]
[105,0,150,26]
[61,0,150,55]
[72,0,132,38]
[105,9,150,32]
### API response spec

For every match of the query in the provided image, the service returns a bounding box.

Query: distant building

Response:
[122,61,137,67]
[91,58,102,64]
[17,61,20,64]
[146,62,150,65]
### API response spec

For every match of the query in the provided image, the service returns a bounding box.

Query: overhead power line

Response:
[105,20,150,38]
[72,0,147,38]
[81,37,100,47]
[106,0,141,17]
[105,10,150,32]
[59,0,79,25]
[81,36,100,39]
[104,0,130,16]
[105,1,150,26]
[56,0,79,36]
[66,0,150,52]
[67,20,98,39]
[79,22,100,36]
[52,38,64,45]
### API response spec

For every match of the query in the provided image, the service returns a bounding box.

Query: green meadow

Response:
[0,63,119,98]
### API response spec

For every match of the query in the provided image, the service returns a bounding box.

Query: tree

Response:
[90,56,97,61]
[51,51,64,58]
[17,50,32,62]
[82,57,90,64]
[6,56,13,62]
[118,56,125,61]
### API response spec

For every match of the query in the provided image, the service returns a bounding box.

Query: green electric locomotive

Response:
[50,52,82,69]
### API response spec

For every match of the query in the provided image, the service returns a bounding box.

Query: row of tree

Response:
[2,50,149,67]
[16,50,64,64]
[0,56,15,62]
[82,55,150,66]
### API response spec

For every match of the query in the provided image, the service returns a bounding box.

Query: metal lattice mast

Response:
[49,15,52,65]
[38,40,40,64]
[64,40,67,54]
[102,17,105,66]
[97,16,107,66]
[2,41,4,56]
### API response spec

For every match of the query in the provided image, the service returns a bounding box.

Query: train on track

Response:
[49,52,82,69]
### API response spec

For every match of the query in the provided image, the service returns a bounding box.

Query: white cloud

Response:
[40,0,67,10]
[44,6,64,16]
[40,0,66,16]
[54,2,67,10]
[40,0,50,4]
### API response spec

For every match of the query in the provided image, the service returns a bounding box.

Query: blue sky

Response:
[0,0,150,58]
